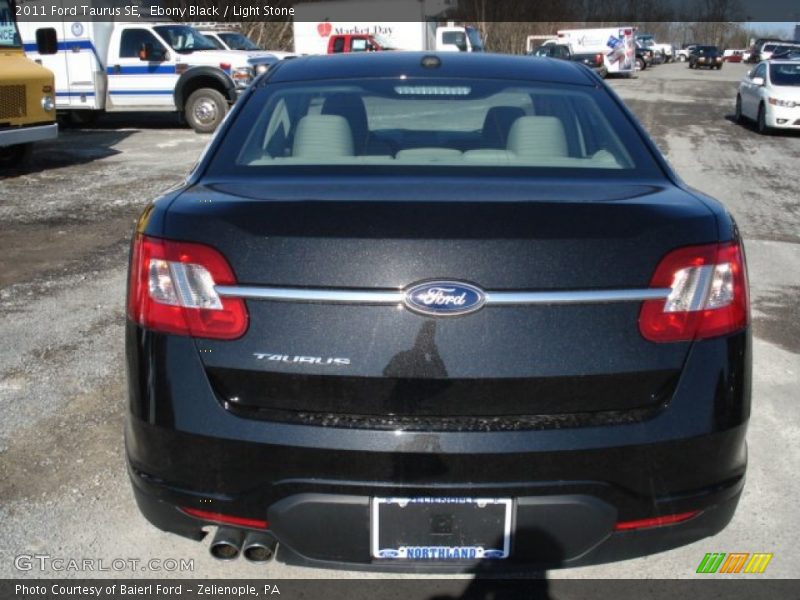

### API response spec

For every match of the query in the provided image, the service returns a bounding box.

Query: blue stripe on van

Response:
[23,39,102,64]
[108,90,173,95]
[55,91,96,97]
[106,65,177,75]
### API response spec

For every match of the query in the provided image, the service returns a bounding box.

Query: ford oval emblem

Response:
[403,281,486,317]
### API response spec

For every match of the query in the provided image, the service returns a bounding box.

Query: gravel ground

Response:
[0,62,798,580]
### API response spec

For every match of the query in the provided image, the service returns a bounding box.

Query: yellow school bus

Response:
[0,0,57,168]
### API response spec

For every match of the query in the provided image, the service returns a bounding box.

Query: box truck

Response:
[1,0,57,168]
[292,1,483,55]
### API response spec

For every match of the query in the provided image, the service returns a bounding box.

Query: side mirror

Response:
[751,76,765,86]
[35,28,58,55]
[139,43,166,62]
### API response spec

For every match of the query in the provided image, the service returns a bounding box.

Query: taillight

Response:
[595,53,603,66]
[181,507,268,529]
[127,234,248,340]
[639,241,749,343]
[614,510,700,531]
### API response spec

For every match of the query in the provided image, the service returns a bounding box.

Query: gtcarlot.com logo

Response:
[696,552,773,574]
[14,554,194,573]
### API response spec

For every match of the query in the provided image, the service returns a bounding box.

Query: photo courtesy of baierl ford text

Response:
[2,0,800,598]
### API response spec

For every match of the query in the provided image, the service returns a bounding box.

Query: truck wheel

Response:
[0,143,32,170]
[635,57,645,71]
[185,88,228,134]
[678,55,686,62]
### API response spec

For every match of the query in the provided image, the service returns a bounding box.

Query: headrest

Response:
[507,116,568,157]
[292,115,354,158]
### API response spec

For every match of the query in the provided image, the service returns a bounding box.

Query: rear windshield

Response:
[207,77,663,177]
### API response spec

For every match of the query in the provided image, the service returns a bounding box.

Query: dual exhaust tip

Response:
[210,527,277,563]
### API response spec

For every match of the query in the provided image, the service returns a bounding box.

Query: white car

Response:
[736,60,800,133]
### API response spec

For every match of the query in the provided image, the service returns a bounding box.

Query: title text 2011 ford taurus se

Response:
[126,53,750,571]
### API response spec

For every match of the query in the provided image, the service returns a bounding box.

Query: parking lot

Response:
[0,61,798,580]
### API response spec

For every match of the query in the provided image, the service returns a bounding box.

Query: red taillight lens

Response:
[219,62,231,71]
[595,53,603,66]
[614,510,700,531]
[128,234,248,340]
[639,241,749,343]
[181,507,268,529]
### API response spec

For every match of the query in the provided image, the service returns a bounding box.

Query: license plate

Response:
[371,497,512,560]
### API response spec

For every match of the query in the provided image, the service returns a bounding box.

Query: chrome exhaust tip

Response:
[209,527,244,561]
[242,532,277,563]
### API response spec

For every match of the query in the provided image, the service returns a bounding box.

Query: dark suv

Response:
[689,46,724,70]
[126,52,750,571]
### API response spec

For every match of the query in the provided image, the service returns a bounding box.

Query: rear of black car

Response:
[125,53,750,571]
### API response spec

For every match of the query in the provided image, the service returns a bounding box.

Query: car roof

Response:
[264,52,597,86]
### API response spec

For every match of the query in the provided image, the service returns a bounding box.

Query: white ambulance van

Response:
[18,19,265,132]
[556,26,637,76]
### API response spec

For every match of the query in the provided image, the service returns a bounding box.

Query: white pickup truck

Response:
[18,20,266,132]
[198,28,295,61]
[636,34,673,63]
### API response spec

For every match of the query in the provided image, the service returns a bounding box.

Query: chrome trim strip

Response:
[215,286,405,304]
[216,286,671,305]
[485,288,671,304]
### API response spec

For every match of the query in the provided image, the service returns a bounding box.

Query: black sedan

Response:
[126,52,750,571]
[689,45,724,69]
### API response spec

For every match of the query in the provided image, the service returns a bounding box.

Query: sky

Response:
[744,22,798,37]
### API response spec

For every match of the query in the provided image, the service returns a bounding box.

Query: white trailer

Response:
[556,26,637,76]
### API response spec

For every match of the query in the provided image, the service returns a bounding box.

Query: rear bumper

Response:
[126,326,750,570]
[129,442,744,572]
[0,123,57,147]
